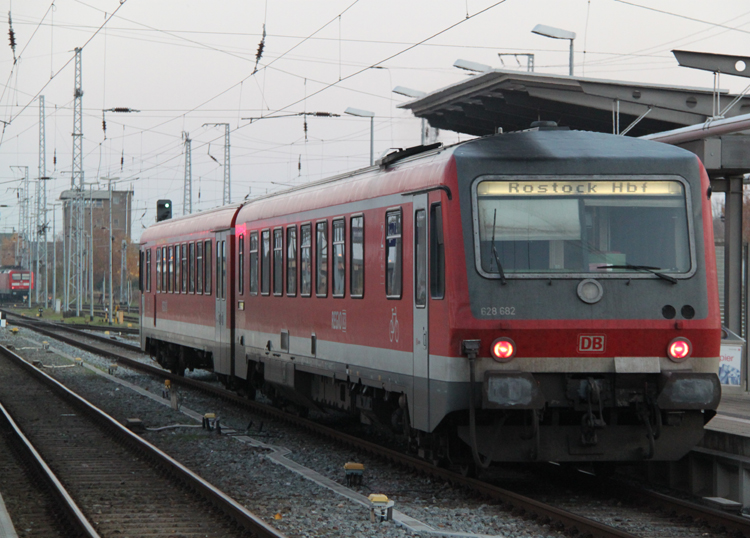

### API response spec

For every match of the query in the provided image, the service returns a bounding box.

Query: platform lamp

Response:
[532,24,576,76]
[344,108,375,166]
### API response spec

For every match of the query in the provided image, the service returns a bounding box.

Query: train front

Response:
[450,129,721,463]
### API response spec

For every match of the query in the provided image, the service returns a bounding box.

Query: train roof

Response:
[140,203,242,244]
[140,130,701,241]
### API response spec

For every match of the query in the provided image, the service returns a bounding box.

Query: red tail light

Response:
[491,338,516,362]
[667,337,691,362]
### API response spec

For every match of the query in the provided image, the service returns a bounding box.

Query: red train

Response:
[0,268,34,301]
[140,127,721,468]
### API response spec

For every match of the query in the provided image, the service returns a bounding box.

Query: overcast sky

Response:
[0,0,748,240]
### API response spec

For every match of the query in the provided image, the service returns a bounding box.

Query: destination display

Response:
[477,180,683,197]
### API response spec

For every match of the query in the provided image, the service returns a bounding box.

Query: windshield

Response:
[474,179,691,277]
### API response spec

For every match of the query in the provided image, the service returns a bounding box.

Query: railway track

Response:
[8,315,749,538]
[0,344,286,538]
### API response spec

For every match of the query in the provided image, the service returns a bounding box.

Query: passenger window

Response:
[430,204,445,299]
[287,226,297,296]
[316,221,328,297]
[332,219,345,297]
[168,246,174,293]
[196,241,203,294]
[175,245,181,293]
[350,216,364,298]
[156,248,162,292]
[273,229,283,296]
[188,242,195,293]
[221,240,226,300]
[181,244,187,292]
[301,224,312,297]
[162,247,167,292]
[415,209,427,307]
[204,240,212,295]
[216,241,221,299]
[238,234,245,295]
[261,230,270,295]
[386,210,402,298]
[146,249,151,292]
[249,232,258,295]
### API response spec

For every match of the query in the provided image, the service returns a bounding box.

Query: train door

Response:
[412,194,430,432]
[214,232,231,376]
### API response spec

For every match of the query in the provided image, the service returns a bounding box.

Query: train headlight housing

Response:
[490,337,516,362]
[667,337,692,362]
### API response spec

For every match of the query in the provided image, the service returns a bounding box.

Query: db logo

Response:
[578,334,606,353]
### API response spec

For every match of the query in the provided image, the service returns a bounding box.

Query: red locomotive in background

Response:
[140,126,721,469]
[0,267,34,301]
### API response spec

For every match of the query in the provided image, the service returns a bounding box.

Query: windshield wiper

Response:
[597,264,677,284]
[491,209,507,285]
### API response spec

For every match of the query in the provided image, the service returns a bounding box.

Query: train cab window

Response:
[175,245,181,293]
[415,209,426,307]
[261,230,270,295]
[430,203,445,299]
[238,234,245,295]
[146,249,152,292]
[474,179,691,277]
[204,240,212,295]
[332,219,345,297]
[249,232,258,295]
[350,215,364,298]
[287,226,297,296]
[188,242,195,293]
[273,229,283,296]
[168,246,174,293]
[196,241,203,294]
[11,273,20,281]
[181,244,187,292]
[386,209,402,298]
[301,224,312,297]
[316,221,328,297]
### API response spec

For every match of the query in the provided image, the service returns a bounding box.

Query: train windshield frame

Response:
[471,175,696,280]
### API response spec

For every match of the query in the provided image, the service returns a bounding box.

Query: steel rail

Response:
[0,400,101,538]
[0,344,287,538]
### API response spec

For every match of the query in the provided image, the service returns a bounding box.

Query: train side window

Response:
[238,234,245,295]
[273,228,283,296]
[157,247,161,293]
[332,219,345,297]
[188,242,195,293]
[301,224,312,297]
[350,215,364,298]
[316,221,328,297]
[221,240,227,300]
[168,246,174,293]
[287,226,297,296]
[204,240,212,295]
[249,232,258,295]
[430,203,445,299]
[181,244,187,292]
[139,251,144,292]
[261,230,270,295]
[415,209,426,307]
[146,249,151,292]
[196,241,203,294]
[175,245,181,293]
[159,247,165,292]
[386,209,402,299]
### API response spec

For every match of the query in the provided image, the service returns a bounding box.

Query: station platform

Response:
[708,392,750,439]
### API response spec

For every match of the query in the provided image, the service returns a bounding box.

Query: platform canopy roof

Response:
[398,69,750,138]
